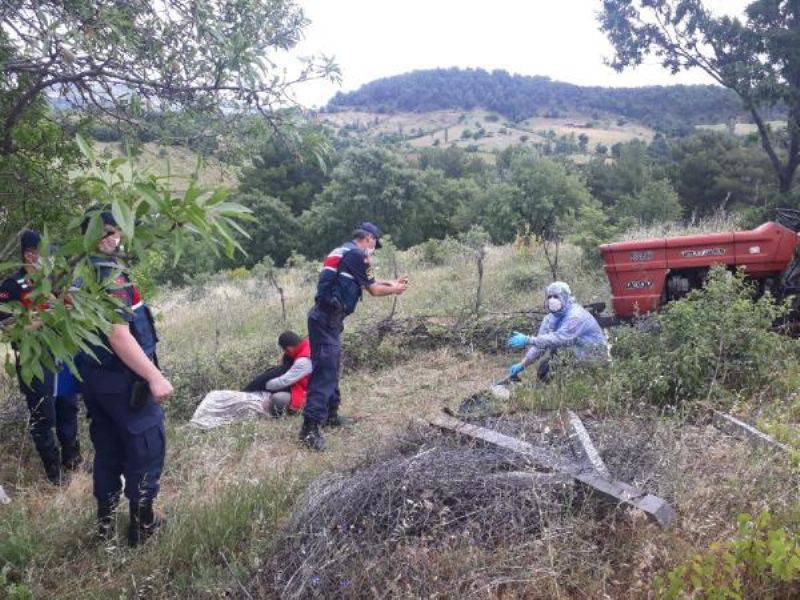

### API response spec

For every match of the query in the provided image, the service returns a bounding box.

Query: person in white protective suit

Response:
[506,281,609,382]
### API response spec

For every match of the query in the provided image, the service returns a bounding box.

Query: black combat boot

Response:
[128,501,163,548]
[61,442,83,472]
[299,417,326,451]
[323,408,351,428]
[42,455,68,487]
[97,498,119,541]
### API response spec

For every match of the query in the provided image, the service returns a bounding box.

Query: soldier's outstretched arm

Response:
[366,280,407,297]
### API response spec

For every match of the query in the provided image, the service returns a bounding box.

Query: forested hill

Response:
[326,68,749,134]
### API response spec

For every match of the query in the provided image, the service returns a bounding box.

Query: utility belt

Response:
[82,350,158,373]
[311,302,345,332]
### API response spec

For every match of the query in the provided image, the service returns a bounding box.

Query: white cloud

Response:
[290,0,751,107]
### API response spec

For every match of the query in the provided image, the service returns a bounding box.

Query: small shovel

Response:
[457,374,520,416]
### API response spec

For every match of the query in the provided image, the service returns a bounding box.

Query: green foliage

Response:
[659,510,800,599]
[600,0,800,192]
[585,139,653,209]
[669,131,775,215]
[416,238,454,266]
[569,201,618,267]
[0,572,33,600]
[0,137,252,386]
[136,473,306,585]
[327,67,743,134]
[129,248,168,299]
[582,133,773,229]
[1,1,338,158]
[231,193,300,267]
[237,126,334,216]
[417,146,488,179]
[483,153,592,244]
[615,178,683,225]
[299,147,458,256]
[612,267,789,404]
[0,90,84,244]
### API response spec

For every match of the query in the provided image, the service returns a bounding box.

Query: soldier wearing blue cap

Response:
[0,230,82,485]
[299,222,408,451]
[78,211,173,546]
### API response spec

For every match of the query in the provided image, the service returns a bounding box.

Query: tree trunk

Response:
[748,104,799,194]
[269,274,287,323]
[0,227,29,262]
[474,247,486,315]
[542,240,559,280]
[388,250,399,321]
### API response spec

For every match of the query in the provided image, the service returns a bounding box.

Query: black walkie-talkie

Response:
[130,378,150,410]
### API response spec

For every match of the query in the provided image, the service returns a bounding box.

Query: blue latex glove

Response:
[507,331,530,349]
[508,363,525,378]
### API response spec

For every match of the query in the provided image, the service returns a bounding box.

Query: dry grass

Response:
[92,142,238,191]
[611,211,745,242]
[319,109,655,156]
[697,120,786,136]
[258,412,796,599]
[0,238,796,598]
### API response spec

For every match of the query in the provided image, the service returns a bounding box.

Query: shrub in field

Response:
[659,510,800,599]
[129,248,167,299]
[503,257,550,293]
[611,267,789,405]
[415,238,454,266]
[284,251,318,284]
[0,573,33,600]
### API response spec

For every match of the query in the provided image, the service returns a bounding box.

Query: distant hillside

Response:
[327,68,755,135]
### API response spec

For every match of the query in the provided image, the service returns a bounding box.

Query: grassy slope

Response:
[320,109,655,160]
[0,243,583,597]
[92,142,239,192]
[0,234,796,598]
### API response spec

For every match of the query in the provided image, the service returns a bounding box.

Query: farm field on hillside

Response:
[92,142,239,191]
[697,120,786,136]
[319,109,656,155]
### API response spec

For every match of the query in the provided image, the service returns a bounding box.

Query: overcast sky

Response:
[290,0,751,108]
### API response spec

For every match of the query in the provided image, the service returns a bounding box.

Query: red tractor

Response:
[599,209,800,324]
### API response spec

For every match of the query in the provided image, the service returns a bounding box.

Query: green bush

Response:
[503,259,549,293]
[0,571,33,600]
[658,510,800,599]
[416,238,453,266]
[611,267,789,405]
[130,248,167,299]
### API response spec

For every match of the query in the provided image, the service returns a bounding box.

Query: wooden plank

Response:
[480,471,575,492]
[430,414,573,470]
[430,414,677,528]
[563,410,612,478]
[712,411,792,453]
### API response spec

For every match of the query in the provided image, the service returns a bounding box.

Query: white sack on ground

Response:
[0,484,10,504]
[191,390,270,430]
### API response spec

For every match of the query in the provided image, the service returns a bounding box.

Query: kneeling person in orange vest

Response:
[192,331,313,429]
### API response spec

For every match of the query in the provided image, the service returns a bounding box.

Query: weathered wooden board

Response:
[562,409,612,478]
[480,471,575,492]
[430,414,677,528]
[712,411,793,453]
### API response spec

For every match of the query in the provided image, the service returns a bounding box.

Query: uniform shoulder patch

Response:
[0,290,10,301]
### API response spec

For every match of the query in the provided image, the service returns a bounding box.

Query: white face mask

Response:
[547,297,563,313]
